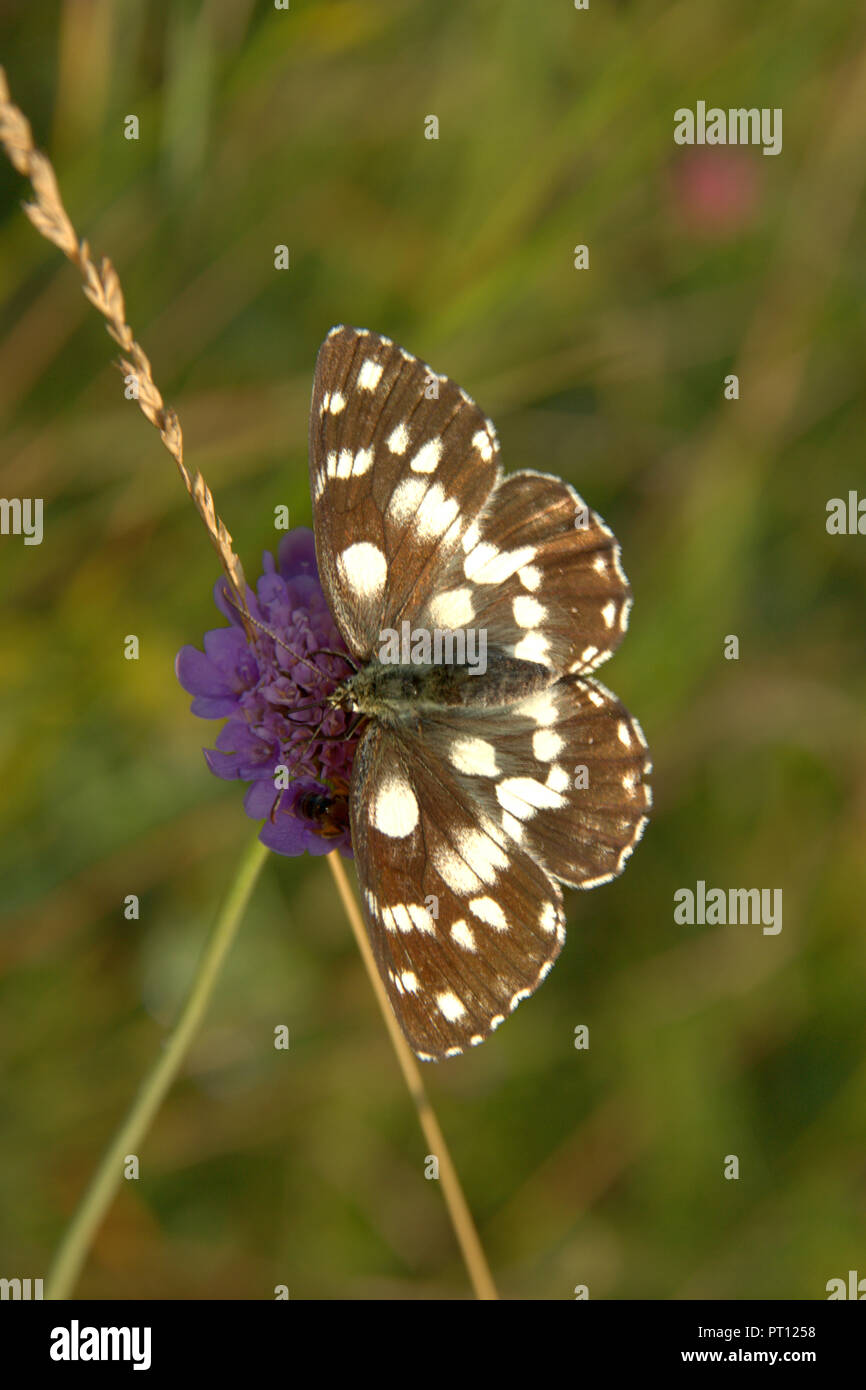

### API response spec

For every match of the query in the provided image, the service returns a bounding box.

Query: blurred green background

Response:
[1,0,865,1300]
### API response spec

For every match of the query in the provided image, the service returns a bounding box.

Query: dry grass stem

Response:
[326,852,499,1300]
[0,65,248,614]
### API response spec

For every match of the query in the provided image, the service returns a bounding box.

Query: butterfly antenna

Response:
[293,709,366,773]
[218,583,355,683]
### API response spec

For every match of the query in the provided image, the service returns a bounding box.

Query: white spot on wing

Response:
[409,903,436,934]
[450,920,476,951]
[533,729,564,761]
[433,846,479,894]
[515,691,558,725]
[387,423,409,454]
[414,484,459,539]
[357,358,384,390]
[496,776,565,820]
[454,827,508,883]
[437,991,466,1022]
[467,544,537,585]
[371,771,419,837]
[390,904,414,933]
[427,588,475,627]
[513,631,550,664]
[546,765,570,793]
[539,901,557,934]
[463,542,498,579]
[387,476,427,525]
[513,595,546,628]
[518,565,541,591]
[449,737,500,777]
[469,896,508,930]
[410,439,442,473]
[471,429,493,461]
[338,542,387,600]
[500,810,525,842]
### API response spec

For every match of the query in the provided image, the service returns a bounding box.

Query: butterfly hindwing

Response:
[414,674,652,891]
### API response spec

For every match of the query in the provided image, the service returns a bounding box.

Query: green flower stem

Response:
[45,834,270,1300]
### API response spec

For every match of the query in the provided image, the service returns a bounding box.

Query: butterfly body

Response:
[330,652,552,721]
[309,326,651,1060]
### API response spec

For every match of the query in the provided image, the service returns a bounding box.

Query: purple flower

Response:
[176,528,357,857]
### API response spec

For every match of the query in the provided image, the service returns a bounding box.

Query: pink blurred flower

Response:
[669,148,761,238]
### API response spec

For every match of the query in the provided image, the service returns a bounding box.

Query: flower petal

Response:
[277,527,318,579]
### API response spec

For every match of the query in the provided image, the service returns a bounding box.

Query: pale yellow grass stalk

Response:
[0,64,247,615]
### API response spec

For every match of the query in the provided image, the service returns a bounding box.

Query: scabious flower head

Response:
[176,528,357,857]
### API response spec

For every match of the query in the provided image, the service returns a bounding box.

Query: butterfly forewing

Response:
[415,470,633,678]
[310,327,501,659]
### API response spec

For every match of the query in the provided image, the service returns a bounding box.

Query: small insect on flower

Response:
[295,781,351,841]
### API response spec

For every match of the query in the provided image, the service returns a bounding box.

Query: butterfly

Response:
[309,326,651,1061]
